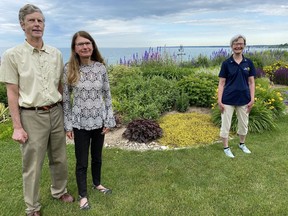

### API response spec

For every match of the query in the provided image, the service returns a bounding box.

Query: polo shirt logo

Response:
[243,67,250,71]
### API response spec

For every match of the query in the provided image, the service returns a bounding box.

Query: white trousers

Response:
[220,104,249,139]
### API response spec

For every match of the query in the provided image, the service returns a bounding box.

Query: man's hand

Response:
[12,128,28,144]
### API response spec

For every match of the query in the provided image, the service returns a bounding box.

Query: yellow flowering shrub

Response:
[263,61,288,81]
[255,83,285,115]
[158,112,219,148]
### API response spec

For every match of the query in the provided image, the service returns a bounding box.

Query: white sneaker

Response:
[238,144,251,154]
[224,148,235,158]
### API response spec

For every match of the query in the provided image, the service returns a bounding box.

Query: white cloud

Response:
[0,0,287,48]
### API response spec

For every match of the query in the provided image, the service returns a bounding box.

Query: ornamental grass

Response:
[158,112,219,148]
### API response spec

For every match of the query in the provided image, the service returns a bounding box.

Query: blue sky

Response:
[0,0,288,48]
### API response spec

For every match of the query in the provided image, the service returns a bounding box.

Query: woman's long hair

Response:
[67,31,105,85]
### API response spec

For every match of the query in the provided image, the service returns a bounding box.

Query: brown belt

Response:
[20,103,59,111]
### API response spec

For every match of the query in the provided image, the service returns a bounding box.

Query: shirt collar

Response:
[24,40,50,54]
[229,54,247,63]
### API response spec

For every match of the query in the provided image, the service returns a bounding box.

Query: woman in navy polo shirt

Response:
[217,34,256,158]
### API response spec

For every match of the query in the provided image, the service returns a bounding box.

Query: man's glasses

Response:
[75,42,92,47]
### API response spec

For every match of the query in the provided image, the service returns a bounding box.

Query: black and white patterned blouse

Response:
[63,61,116,131]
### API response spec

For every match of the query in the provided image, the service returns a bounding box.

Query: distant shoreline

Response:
[1,45,287,65]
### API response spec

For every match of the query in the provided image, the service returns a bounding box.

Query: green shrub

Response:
[177,73,218,107]
[175,91,190,112]
[246,50,288,68]
[141,64,193,80]
[194,66,221,76]
[111,75,178,122]
[248,99,277,132]
[245,53,264,69]
[255,80,286,117]
[108,65,142,86]
[192,55,210,68]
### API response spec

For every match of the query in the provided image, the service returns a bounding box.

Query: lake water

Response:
[0,45,284,65]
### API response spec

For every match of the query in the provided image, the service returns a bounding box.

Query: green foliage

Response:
[109,50,287,137]
[159,112,219,147]
[192,55,210,68]
[0,102,9,123]
[0,120,13,140]
[255,78,286,117]
[175,91,190,112]
[254,77,270,89]
[177,73,218,107]
[246,50,288,68]
[245,53,264,69]
[122,119,163,143]
[0,83,7,105]
[111,73,178,122]
[248,99,277,132]
[140,64,193,80]
[108,65,142,86]
[193,66,221,76]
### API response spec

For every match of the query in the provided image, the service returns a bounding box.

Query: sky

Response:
[0,0,288,48]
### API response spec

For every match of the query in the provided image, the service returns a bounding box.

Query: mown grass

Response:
[1,114,288,216]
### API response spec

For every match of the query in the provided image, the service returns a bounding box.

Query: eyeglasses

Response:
[75,42,92,47]
[233,42,245,46]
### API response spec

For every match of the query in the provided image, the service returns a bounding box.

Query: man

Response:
[0,4,74,216]
[217,34,255,158]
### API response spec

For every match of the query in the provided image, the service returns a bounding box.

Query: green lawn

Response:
[1,114,288,216]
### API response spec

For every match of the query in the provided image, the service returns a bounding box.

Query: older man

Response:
[0,4,74,216]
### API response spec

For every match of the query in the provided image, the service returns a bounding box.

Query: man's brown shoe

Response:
[59,193,74,203]
[27,211,41,216]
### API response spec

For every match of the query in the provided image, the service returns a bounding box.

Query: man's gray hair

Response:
[19,4,45,23]
[230,34,246,47]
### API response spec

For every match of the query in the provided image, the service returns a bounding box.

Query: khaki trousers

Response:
[20,104,68,214]
[220,104,249,139]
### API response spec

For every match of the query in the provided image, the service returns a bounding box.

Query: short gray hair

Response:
[230,34,246,47]
[18,4,45,23]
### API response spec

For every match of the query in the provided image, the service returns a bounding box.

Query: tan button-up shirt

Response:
[0,41,64,107]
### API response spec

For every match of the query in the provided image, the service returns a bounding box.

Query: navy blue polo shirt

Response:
[219,55,256,106]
